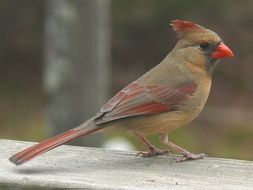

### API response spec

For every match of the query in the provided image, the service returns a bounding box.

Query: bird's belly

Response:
[127,111,196,135]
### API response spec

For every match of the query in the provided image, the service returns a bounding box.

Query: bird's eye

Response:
[199,42,210,50]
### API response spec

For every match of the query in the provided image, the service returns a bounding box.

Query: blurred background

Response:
[1,0,253,160]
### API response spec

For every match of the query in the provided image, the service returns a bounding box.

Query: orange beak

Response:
[211,42,234,59]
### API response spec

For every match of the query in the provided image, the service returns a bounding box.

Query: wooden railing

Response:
[1,139,253,189]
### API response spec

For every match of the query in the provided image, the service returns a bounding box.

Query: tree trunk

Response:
[43,0,111,147]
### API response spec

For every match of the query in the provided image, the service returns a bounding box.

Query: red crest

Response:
[171,19,199,32]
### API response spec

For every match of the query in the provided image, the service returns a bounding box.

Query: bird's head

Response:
[171,19,234,74]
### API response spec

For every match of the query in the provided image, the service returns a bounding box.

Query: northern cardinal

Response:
[10,19,233,165]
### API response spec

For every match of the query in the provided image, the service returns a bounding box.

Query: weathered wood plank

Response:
[0,139,253,189]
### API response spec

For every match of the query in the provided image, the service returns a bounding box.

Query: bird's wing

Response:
[95,82,197,124]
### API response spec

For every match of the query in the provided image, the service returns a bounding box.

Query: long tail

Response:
[9,119,101,166]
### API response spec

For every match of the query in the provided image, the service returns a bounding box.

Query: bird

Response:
[9,19,234,165]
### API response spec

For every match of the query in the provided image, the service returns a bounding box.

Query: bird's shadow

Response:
[12,167,68,175]
[9,153,179,175]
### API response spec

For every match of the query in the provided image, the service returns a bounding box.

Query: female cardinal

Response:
[10,19,233,165]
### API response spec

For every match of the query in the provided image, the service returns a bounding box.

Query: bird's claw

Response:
[136,151,150,157]
[136,149,170,158]
[176,151,207,162]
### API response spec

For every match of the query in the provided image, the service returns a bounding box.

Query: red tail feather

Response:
[9,122,100,166]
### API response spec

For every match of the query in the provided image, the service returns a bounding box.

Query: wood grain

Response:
[1,139,253,189]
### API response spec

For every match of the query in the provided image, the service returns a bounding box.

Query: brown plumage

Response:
[9,19,233,165]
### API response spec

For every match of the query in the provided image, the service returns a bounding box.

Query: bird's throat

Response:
[205,58,219,74]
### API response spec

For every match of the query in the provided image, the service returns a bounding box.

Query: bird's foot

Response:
[134,131,172,157]
[136,146,171,157]
[176,151,207,162]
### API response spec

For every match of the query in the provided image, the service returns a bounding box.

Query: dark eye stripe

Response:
[216,41,222,47]
[199,42,210,50]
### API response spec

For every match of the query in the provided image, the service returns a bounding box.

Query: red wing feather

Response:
[95,82,197,124]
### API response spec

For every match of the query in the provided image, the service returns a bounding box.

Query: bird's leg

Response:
[134,131,169,157]
[159,133,207,162]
